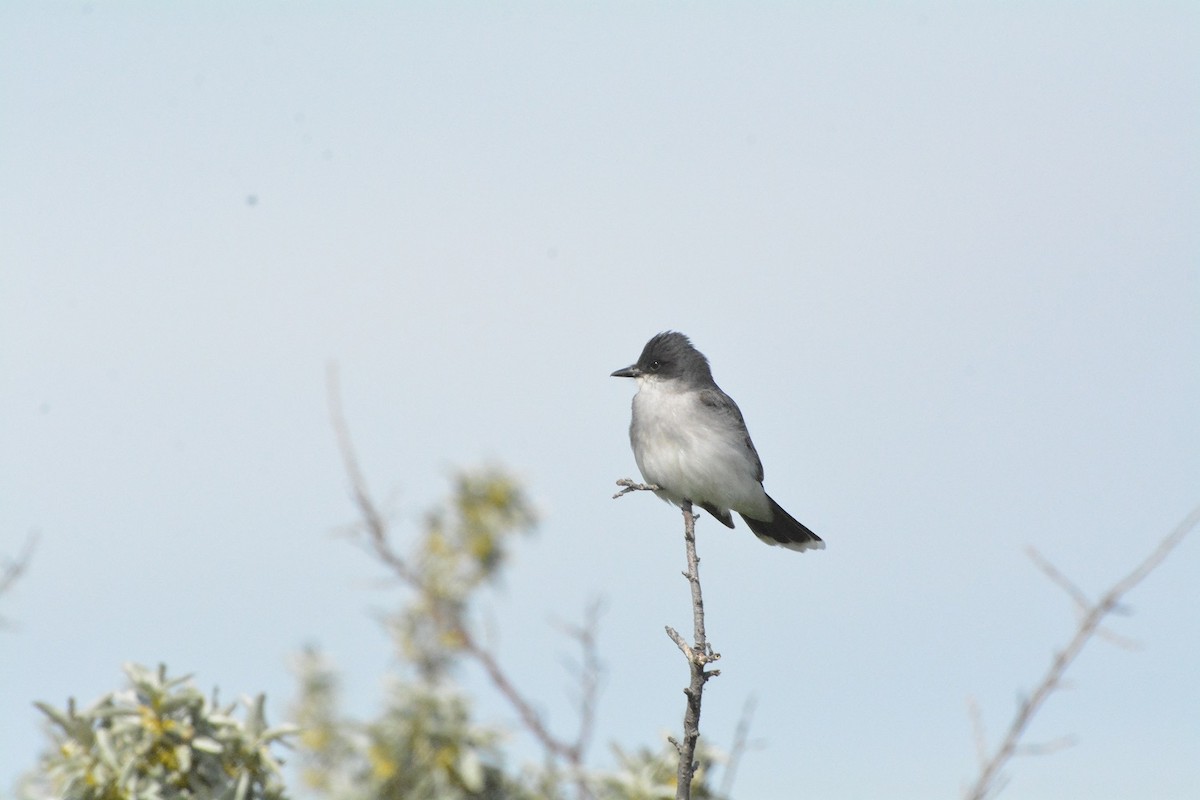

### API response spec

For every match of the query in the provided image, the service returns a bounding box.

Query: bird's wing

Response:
[698,387,765,482]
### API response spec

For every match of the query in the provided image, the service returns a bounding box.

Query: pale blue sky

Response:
[3,3,1198,799]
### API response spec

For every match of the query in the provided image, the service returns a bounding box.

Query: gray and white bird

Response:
[612,331,823,552]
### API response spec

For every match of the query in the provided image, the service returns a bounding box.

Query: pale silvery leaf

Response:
[457,749,484,791]
[192,736,224,754]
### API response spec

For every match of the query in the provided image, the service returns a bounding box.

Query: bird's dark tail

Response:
[740,495,824,552]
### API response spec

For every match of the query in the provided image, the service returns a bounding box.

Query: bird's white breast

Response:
[629,378,769,517]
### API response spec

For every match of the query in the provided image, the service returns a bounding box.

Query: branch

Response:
[612,483,724,798]
[667,501,720,800]
[612,479,660,499]
[327,365,595,800]
[0,533,36,627]
[553,598,605,771]
[964,505,1200,800]
[719,694,758,799]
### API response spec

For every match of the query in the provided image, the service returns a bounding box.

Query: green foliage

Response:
[290,468,549,799]
[289,648,354,797]
[597,743,721,800]
[28,663,296,800]
[291,649,540,800]
[21,468,732,800]
[393,468,537,681]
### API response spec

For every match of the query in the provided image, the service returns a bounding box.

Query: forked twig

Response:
[965,505,1200,800]
[612,479,660,499]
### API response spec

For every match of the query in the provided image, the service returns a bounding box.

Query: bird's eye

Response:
[649,360,661,371]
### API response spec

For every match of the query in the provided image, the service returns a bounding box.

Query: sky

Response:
[2,3,1198,799]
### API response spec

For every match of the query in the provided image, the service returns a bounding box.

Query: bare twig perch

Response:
[614,482,720,800]
[965,505,1200,800]
[612,479,660,499]
[666,501,721,800]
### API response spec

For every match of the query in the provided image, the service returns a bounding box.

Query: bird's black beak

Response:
[611,364,641,378]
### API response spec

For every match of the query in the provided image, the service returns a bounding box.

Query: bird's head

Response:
[611,331,713,385]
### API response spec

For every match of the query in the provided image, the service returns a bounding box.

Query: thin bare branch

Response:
[665,626,693,660]
[327,366,595,800]
[326,365,412,579]
[617,489,724,797]
[966,696,988,770]
[571,599,604,766]
[551,598,605,776]
[1028,546,1143,651]
[0,533,36,628]
[672,500,720,800]
[965,505,1200,800]
[719,694,757,799]
[1093,625,1142,651]
[1025,546,1091,613]
[1014,734,1077,757]
[0,534,36,597]
[612,479,660,499]
[1110,506,1199,594]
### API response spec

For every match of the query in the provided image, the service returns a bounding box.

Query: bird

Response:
[612,331,823,552]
